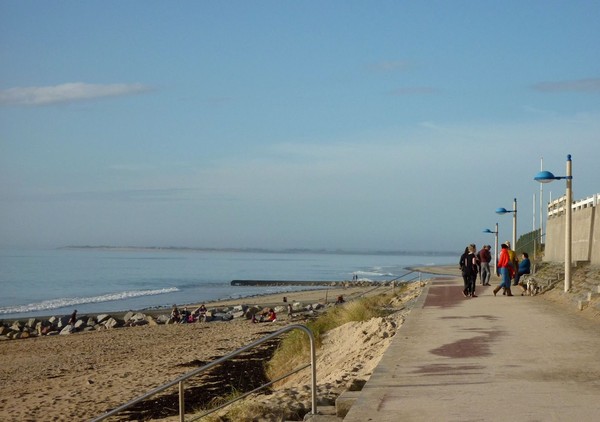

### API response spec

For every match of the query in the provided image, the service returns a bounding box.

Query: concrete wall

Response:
[544,214,564,262]
[544,198,599,265]
[592,209,600,264]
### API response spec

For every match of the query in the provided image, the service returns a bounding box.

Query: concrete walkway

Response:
[343,277,600,422]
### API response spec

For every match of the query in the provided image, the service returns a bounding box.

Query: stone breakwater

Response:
[231,280,396,286]
[0,301,325,341]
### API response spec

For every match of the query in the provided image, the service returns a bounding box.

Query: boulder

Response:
[26,318,39,328]
[232,304,247,313]
[213,313,233,321]
[22,326,35,335]
[147,316,159,326]
[60,325,74,335]
[96,314,110,324]
[0,325,10,336]
[123,311,135,322]
[56,316,70,328]
[230,311,245,319]
[86,317,96,327]
[74,320,86,329]
[156,314,170,324]
[10,321,23,332]
[131,313,147,323]
[103,317,120,329]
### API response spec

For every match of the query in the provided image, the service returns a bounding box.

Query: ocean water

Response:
[0,248,455,320]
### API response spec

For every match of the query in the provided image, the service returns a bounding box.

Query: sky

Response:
[1,1,599,252]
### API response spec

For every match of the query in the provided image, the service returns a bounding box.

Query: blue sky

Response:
[1,1,599,252]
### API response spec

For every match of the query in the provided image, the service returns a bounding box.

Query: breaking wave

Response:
[0,287,180,315]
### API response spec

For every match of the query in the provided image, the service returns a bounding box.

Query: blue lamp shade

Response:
[495,207,508,214]
[534,170,556,183]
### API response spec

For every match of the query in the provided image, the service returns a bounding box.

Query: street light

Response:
[534,154,573,292]
[483,222,499,276]
[496,198,517,250]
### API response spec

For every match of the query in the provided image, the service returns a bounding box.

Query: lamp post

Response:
[534,154,573,292]
[483,222,499,276]
[496,198,517,250]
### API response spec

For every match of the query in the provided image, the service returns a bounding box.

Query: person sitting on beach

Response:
[336,295,345,304]
[253,308,277,323]
[170,305,181,323]
[179,307,190,323]
[191,304,207,322]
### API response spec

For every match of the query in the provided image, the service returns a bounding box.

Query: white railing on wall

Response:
[547,193,599,218]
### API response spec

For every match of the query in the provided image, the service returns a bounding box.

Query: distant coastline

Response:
[59,245,457,257]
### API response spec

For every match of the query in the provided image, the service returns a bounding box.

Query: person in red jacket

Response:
[494,244,514,296]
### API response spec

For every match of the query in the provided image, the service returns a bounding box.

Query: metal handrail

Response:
[90,324,317,422]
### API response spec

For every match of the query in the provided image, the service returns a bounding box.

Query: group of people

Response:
[252,308,277,323]
[494,242,531,296]
[170,304,207,323]
[459,241,531,298]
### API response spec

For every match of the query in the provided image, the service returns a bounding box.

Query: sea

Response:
[0,248,456,320]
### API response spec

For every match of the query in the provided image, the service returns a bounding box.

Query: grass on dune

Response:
[266,284,408,383]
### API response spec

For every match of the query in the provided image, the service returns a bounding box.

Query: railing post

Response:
[179,381,185,422]
[310,331,317,415]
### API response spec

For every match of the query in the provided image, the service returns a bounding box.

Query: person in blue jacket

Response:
[513,252,531,286]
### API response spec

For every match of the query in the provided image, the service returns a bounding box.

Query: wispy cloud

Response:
[388,87,439,96]
[0,82,153,106]
[532,78,600,93]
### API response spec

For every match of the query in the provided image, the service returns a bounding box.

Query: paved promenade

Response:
[343,276,600,421]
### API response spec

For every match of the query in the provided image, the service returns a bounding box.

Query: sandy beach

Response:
[0,282,412,421]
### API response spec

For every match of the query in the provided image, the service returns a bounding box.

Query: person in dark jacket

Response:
[459,245,479,297]
[477,245,492,286]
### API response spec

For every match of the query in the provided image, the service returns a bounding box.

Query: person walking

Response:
[459,245,479,297]
[477,245,492,285]
[505,241,518,286]
[494,244,514,296]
